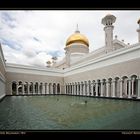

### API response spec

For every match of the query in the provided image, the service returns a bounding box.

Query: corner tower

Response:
[102,14,116,53]
[64,25,89,66]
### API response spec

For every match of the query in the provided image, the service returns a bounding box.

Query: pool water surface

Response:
[0,95,140,130]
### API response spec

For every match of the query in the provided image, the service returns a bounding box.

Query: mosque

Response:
[0,14,140,100]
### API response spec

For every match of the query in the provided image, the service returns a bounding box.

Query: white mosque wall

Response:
[4,44,140,97]
[64,44,140,76]
[6,71,64,95]
[70,53,85,64]
[0,45,6,99]
[71,47,106,66]
[0,74,6,99]
[64,57,140,83]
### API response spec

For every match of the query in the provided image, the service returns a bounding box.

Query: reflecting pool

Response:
[0,95,140,130]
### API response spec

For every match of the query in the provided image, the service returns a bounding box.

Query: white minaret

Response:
[102,14,116,53]
[137,18,140,43]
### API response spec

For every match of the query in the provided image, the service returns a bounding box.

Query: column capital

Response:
[127,78,132,81]
[132,77,135,82]
[119,79,123,82]
[91,82,94,85]
[95,81,98,84]
[106,80,109,84]
[100,79,104,83]
[112,79,116,83]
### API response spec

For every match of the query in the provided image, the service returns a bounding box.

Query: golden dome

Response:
[66,29,89,47]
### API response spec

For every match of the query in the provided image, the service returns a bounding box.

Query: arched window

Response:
[12,81,17,95]
[18,81,22,94]
[49,83,52,94]
[24,82,28,94]
[57,83,60,94]
[53,83,56,94]
[122,76,128,97]
[35,82,38,94]
[114,77,120,97]
[131,75,138,97]
[40,83,43,94]
[30,82,33,94]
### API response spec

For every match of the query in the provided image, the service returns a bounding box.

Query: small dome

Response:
[66,28,89,47]
[137,18,140,24]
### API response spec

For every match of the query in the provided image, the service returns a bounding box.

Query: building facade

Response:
[0,14,140,100]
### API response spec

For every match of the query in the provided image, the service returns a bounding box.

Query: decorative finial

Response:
[75,24,80,33]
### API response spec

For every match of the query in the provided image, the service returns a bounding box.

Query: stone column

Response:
[78,84,80,95]
[119,79,123,98]
[91,82,93,96]
[67,85,69,94]
[100,80,104,97]
[16,83,18,95]
[55,84,57,94]
[95,81,98,96]
[37,84,40,94]
[82,84,84,96]
[42,84,45,94]
[68,85,70,95]
[75,84,77,95]
[125,80,128,97]
[89,82,91,96]
[79,84,81,96]
[87,83,89,96]
[131,78,135,96]
[32,83,35,94]
[65,85,67,94]
[112,80,116,97]
[73,84,75,95]
[59,84,61,94]
[106,81,109,97]
[77,84,79,95]
[76,85,79,96]
[83,83,85,96]
[73,85,75,95]
[45,83,47,94]
[51,84,53,94]
[67,84,69,94]
[68,84,70,94]
[68,85,70,94]
[35,84,37,94]
[85,83,87,96]
[69,84,71,94]
[71,84,73,95]
[128,79,131,98]
[137,76,140,99]
[47,84,49,94]
[22,84,24,95]
[27,83,30,95]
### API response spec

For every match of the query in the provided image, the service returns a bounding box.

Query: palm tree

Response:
[46,61,51,67]
[52,56,57,64]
